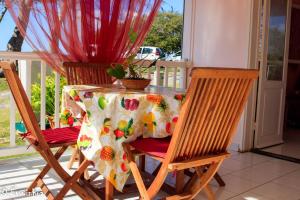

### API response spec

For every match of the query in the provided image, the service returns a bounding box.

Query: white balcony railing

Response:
[0,52,61,147]
[0,51,191,149]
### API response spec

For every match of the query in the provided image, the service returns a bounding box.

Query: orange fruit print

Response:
[100,146,115,161]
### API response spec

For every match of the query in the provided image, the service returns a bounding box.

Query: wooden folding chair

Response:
[0,62,94,200]
[63,62,113,170]
[123,67,258,199]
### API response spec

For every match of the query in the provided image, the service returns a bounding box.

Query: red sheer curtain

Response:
[6,0,162,75]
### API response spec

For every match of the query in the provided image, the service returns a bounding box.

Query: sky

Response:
[163,0,184,13]
[0,0,184,52]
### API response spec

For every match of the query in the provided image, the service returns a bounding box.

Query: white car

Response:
[136,46,165,60]
[166,51,182,61]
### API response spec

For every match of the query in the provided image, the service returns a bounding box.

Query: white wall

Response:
[183,0,253,150]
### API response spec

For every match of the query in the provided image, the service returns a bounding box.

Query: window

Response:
[142,48,153,54]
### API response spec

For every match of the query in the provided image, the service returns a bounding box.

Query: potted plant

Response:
[107,29,161,90]
[107,54,156,90]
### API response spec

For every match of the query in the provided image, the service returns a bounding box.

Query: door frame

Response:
[243,0,292,151]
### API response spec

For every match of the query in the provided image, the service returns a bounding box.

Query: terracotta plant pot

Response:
[120,79,151,90]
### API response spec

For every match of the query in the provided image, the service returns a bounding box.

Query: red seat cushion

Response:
[23,126,80,144]
[42,126,80,144]
[130,137,171,158]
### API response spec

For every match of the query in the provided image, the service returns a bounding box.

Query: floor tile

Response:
[0,151,299,199]
[218,166,235,176]
[248,182,300,200]
[221,158,253,171]
[230,152,271,165]
[228,191,273,200]
[230,159,300,185]
[272,168,300,190]
[195,185,236,200]
[211,174,261,195]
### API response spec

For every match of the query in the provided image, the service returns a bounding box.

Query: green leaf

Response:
[107,64,126,79]
[127,118,133,129]
[121,97,125,108]
[127,54,136,63]
[87,110,91,118]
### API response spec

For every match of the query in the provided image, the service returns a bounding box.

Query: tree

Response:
[143,12,183,54]
[0,2,7,23]
[0,0,31,52]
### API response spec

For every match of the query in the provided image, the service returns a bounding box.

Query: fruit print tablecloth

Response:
[61,85,185,191]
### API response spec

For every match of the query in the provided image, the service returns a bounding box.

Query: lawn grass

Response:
[0,94,9,105]
[0,88,25,147]
[0,107,24,146]
[0,152,38,161]
[0,78,8,92]
[0,107,10,140]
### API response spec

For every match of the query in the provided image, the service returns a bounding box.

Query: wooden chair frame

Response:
[0,62,94,200]
[123,67,258,199]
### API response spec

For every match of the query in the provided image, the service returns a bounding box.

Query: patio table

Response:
[61,84,186,192]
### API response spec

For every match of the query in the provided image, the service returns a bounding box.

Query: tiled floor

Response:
[0,151,300,200]
[262,129,300,159]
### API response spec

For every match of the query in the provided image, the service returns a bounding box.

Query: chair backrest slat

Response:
[0,62,48,148]
[63,62,112,85]
[168,67,258,162]
[201,78,232,154]
[192,79,224,157]
[205,78,243,154]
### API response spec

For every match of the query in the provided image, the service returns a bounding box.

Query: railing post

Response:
[173,67,178,89]
[179,67,186,89]
[9,60,32,147]
[40,61,46,130]
[156,66,160,86]
[9,93,16,147]
[54,72,60,128]
[19,60,32,100]
[164,67,169,87]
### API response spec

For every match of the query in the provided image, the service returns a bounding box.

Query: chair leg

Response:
[187,162,222,199]
[123,143,151,200]
[105,179,114,200]
[183,170,199,192]
[176,170,185,193]
[67,146,78,169]
[214,172,225,186]
[78,149,90,180]
[204,185,215,200]
[124,143,171,199]
[36,178,55,199]
[40,148,93,200]
[28,146,67,192]
[55,159,93,200]
[167,163,222,200]
[139,155,146,172]
[152,163,162,176]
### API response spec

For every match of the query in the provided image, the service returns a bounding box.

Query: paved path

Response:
[0,90,10,109]
[0,91,9,97]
